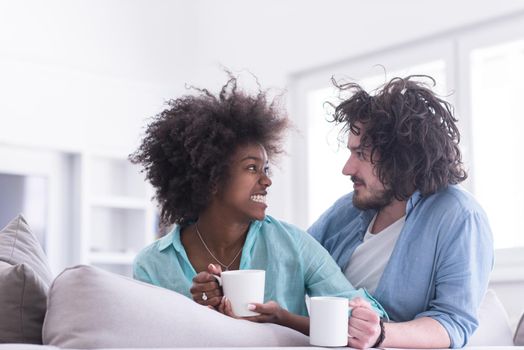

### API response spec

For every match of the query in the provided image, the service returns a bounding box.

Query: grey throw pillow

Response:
[0,215,53,344]
[43,265,309,348]
[515,312,524,345]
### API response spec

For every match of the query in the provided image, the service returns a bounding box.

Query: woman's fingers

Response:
[190,271,222,306]
[191,271,216,284]
[223,298,240,318]
[207,263,222,275]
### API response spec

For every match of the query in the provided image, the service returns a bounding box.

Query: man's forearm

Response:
[382,317,451,348]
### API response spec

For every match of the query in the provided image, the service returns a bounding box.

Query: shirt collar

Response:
[357,190,422,238]
[157,225,183,252]
[406,190,423,215]
[156,216,271,254]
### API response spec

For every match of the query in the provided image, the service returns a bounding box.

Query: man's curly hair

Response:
[332,75,467,200]
[130,75,288,227]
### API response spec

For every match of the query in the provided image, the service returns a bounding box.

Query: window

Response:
[0,173,48,249]
[293,14,524,252]
[470,39,524,249]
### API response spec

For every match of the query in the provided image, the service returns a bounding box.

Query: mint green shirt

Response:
[133,215,386,318]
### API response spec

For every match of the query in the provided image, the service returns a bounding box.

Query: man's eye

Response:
[247,165,257,172]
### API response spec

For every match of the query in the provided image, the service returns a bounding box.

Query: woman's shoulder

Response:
[134,231,175,266]
[262,215,304,233]
[261,215,318,244]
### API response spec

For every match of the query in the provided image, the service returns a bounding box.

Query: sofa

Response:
[1,214,524,349]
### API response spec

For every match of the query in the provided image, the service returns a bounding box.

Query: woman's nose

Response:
[260,172,272,187]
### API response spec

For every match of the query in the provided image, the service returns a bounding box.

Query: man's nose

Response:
[342,156,355,176]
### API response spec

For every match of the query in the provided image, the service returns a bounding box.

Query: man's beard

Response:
[351,177,394,210]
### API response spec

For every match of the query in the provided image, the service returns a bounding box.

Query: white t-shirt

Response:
[344,214,405,294]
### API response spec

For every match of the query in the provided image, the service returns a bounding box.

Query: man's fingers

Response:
[349,317,378,336]
[347,336,367,350]
[348,297,372,309]
[350,306,380,323]
[348,311,381,349]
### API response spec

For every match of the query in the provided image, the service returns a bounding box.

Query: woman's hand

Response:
[218,298,285,323]
[190,264,223,308]
[219,298,309,335]
[347,297,382,349]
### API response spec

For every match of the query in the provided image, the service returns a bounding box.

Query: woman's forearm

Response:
[278,310,310,336]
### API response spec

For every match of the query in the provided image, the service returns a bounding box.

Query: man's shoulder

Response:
[422,185,483,214]
[323,192,360,217]
[308,192,364,244]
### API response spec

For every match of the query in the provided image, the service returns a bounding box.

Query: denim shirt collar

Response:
[357,190,422,239]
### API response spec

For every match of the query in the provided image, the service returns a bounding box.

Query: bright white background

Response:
[1,0,524,329]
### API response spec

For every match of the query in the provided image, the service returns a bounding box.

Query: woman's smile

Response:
[250,193,267,204]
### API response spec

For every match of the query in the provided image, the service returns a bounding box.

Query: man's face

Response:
[342,128,393,210]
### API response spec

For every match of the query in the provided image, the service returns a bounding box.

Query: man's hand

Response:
[347,297,381,349]
[190,264,223,308]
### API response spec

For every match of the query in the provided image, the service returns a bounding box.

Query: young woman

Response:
[130,75,386,342]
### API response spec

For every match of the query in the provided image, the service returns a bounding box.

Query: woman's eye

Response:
[264,166,271,176]
[247,165,257,172]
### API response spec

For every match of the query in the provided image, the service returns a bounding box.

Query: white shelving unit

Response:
[79,152,156,277]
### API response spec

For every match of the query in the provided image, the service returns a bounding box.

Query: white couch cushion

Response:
[468,289,513,346]
[43,265,309,348]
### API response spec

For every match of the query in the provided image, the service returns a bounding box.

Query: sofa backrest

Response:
[468,289,514,346]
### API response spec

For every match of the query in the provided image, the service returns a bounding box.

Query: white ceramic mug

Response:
[213,270,265,317]
[309,296,349,347]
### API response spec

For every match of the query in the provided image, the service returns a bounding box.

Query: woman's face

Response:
[214,143,272,222]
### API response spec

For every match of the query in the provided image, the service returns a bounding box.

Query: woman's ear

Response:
[210,182,218,195]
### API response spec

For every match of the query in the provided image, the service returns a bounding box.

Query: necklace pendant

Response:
[224,266,228,271]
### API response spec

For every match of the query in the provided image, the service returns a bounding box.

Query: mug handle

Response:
[211,274,222,287]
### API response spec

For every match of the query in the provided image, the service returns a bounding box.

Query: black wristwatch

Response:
[372,318,386,348]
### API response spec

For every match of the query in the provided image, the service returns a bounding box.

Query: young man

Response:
[309,75,494,348]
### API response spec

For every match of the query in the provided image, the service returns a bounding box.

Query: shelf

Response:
[79,153,157,277]
[89,195,149,210]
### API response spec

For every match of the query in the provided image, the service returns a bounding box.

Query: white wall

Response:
[4,0,524,212]
[0,0,197,154]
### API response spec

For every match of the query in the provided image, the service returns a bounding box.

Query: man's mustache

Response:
[351,176,365,185]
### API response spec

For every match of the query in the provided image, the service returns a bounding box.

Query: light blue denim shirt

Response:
[308,185,494,348]
[134,215,387,318]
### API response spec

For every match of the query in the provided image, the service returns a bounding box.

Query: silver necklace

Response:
[195,222,243,271]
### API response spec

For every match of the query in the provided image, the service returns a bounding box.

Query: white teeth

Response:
[250,195,266,203]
